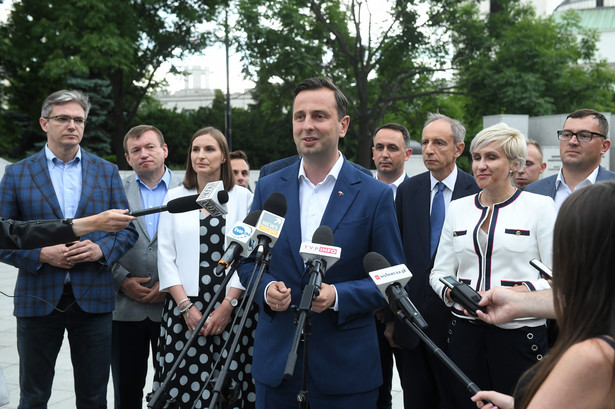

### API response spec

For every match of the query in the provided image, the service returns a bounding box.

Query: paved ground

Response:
[0,262,403,408]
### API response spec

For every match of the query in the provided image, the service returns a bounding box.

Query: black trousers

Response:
[376,318,395,409]
[446,318,548,409]
[111,318,161,409]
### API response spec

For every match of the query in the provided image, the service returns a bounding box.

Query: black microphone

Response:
[299,226,341,291]
[363,251,428,329]
[129,194,200,217]
[214,210,262,275]
[254,192,287,261]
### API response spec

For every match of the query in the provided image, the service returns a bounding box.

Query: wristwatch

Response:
[224,296,238,308]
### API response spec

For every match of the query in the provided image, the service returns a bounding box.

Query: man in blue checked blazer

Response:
[0,90,137,408]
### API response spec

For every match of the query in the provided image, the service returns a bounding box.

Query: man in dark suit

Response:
[111,125,183,408]
[237,77,405,409]
[371,122,412,409]
[391,113,480,408]
[526,109,615,209]
[0,89,137,408]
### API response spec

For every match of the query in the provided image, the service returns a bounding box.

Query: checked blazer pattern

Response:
[0,148,138,317]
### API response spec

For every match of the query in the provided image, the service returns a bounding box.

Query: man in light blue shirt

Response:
[111,125,182,408]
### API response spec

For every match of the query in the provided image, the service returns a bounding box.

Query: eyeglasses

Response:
[44,115,87,126]
[557,130,606,143]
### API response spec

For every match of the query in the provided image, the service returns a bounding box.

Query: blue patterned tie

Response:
[430,182,446,257]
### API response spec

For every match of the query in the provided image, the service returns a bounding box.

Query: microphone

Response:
[129,194,200,217]
[254,192,287,261]
[363,251,428,329]
[196,180,229,217]
[215,210,262,275]
[299,226,341,290]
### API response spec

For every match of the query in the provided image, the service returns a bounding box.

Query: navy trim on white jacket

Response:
[430,189,556,329]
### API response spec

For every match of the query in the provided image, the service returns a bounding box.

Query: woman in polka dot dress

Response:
[154,126,256,408]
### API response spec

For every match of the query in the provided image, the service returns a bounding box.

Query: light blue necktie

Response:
[430,182,446,257]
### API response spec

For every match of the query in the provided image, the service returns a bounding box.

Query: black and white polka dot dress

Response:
[153,213,257,408]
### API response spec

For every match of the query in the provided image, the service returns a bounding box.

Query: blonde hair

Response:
[470,123,527,174]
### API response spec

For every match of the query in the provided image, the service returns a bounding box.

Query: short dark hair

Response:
[292,77,348,119]
[566,109,609,138]
[373,123,411,149]
[229,150,249,162]
[123,125,165,153]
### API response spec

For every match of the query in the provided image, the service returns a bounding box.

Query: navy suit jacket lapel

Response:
[416,173,431,255]
[452,170,474,200]
[320,161,359,236]
[30,150,63,219]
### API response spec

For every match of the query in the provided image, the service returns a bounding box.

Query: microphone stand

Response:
[396,310,489,403]
[284,261,322,409]
[210,252,272,408]
[147,263,239,409]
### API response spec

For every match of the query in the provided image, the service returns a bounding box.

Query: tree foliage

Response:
[236,0,461,167]
[0,0,221,166]
[450,0,615,131]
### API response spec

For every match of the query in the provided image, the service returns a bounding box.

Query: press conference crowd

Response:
[0,80,613,409]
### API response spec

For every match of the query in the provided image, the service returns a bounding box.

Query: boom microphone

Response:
[196,180,229,217]
[215,210,262,275]
[299,226,341,288]
[254,192,287,261]
[364,252,428,329]
[129,194,200,217]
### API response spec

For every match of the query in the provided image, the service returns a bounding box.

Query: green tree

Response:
[236,0,460,168]
[450,0,615,131]
[0,0,221,167]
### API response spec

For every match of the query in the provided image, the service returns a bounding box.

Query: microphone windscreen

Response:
[167,194,201,214]
[243,210,262,226]
[217,190,229,204]
[312,225,334,246]
[363,251,391,274]
[262,192,287,217]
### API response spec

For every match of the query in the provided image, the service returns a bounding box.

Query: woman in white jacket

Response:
[153,126,255,408]
[429,123,556,409]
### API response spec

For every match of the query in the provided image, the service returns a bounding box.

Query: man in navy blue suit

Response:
[238,77,405,409]
[391,113,480,408]
[526,109,615,209]
[0,90,137,408]
[371,122,412,409]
